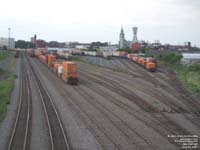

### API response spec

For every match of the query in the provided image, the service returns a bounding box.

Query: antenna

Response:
[8,28,11,50]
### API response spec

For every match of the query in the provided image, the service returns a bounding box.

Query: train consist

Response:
[75,50,157,72]
[27,48,157,73]
[27,49,78,85]
[127,54,157,72]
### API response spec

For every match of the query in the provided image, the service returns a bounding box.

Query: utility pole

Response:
[8,27,11,50]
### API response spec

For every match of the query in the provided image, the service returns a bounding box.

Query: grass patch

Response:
[157,53,200,99]
[71,55,82,61]
[0,50,16,120]
[0,50,9,61]
[0,75,16,120]
[177,65,200,98]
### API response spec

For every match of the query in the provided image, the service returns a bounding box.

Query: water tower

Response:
[132,27,138,43]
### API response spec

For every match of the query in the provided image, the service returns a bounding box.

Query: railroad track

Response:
[25,53,70,150]
[35,56,195,149]
[77,69,193,149]
[78,59,200,145]
[123,59,200,113]
[34,58,147,149]
[8,52,32,150]
[56,84,143,150]
[78,63,185,113]
[74,85,157,150]
[78,64,192,133]
[78,69,189,134]
[79,62,188,113]
[112,59,200,128]
[77,65,159,113]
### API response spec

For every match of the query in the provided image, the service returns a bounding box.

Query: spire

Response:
[120,26,124,34]
[119,26,126,49]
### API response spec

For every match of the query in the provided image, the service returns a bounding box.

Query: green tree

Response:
[48,41,60,47]
[15,40,27,48]
[89,41,108,50]
[15,40,35,48]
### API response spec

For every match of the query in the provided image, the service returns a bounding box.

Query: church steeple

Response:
[119,26,126,49]
[120,26,124,34]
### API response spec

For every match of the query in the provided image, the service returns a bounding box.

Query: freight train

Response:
[27,50,78,85]
[27,48,156,73]
[127,54,157,72]
[72,50,157,72]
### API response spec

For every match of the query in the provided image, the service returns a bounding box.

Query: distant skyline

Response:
[0,0,199,46]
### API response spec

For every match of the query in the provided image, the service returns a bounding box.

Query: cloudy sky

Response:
[0,0,199,46]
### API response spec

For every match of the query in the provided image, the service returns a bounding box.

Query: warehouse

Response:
[0,37,15,49]
[181,53,200,64]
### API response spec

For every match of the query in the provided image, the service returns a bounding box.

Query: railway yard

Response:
[0,50,200,150]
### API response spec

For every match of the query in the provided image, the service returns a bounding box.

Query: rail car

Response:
[57,51,72,60]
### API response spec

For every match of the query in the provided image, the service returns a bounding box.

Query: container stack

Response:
[62,61,78,85]
[57,65,63,77]
[35,51,42,58]
[48,55,56,68]
[38,54,47,64]
[28,52,79,85]
[141,58,147,67]
[113,51,128,57]
[127,54,134,60]
[53,63,61,73]
[137,57,143,64]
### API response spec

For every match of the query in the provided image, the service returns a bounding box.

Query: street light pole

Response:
[8,28,11,50]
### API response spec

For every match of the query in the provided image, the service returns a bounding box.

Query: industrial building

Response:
[98,45,118,57]
[0,37,15,49]
[181,53,200,64]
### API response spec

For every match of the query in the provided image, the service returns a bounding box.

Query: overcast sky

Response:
[0,0,199,46]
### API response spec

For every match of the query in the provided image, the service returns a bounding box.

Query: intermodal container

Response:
[48,55,56,67]
[62,61,78,85]
[39,54,47,64]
